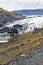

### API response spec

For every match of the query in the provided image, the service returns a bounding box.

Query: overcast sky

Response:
[0,0,43,11]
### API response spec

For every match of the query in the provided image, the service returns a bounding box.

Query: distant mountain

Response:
[0,8,23,27]
[13,9,43,15]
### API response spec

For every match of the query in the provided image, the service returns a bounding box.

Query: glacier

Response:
[0,15,43,43]
[6,15,43,34]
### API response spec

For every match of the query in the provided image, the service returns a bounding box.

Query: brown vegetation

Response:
[0,29,43,65]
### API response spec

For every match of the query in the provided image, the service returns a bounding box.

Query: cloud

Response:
[0,0,43,11]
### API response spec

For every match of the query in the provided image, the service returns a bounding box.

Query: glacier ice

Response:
[6,15,43,33]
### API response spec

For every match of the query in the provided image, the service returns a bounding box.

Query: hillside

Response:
[0,28,43,65]
[0,8,23,27]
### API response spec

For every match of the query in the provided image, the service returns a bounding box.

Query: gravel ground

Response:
[15,48,43,65]
[6,46,43,65]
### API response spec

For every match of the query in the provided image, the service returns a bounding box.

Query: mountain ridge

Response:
[0,8,23,27]
[13,9,43,15]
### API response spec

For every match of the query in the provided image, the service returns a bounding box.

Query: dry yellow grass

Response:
[0,29,43,65]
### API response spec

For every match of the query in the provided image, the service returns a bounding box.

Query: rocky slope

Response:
[0,8,23,27]
[0,28,43,65]
[0,8,24,37]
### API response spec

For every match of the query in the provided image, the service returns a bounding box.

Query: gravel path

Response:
[15,48,43,65]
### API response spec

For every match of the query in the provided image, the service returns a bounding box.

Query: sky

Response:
[0,0,43,11]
